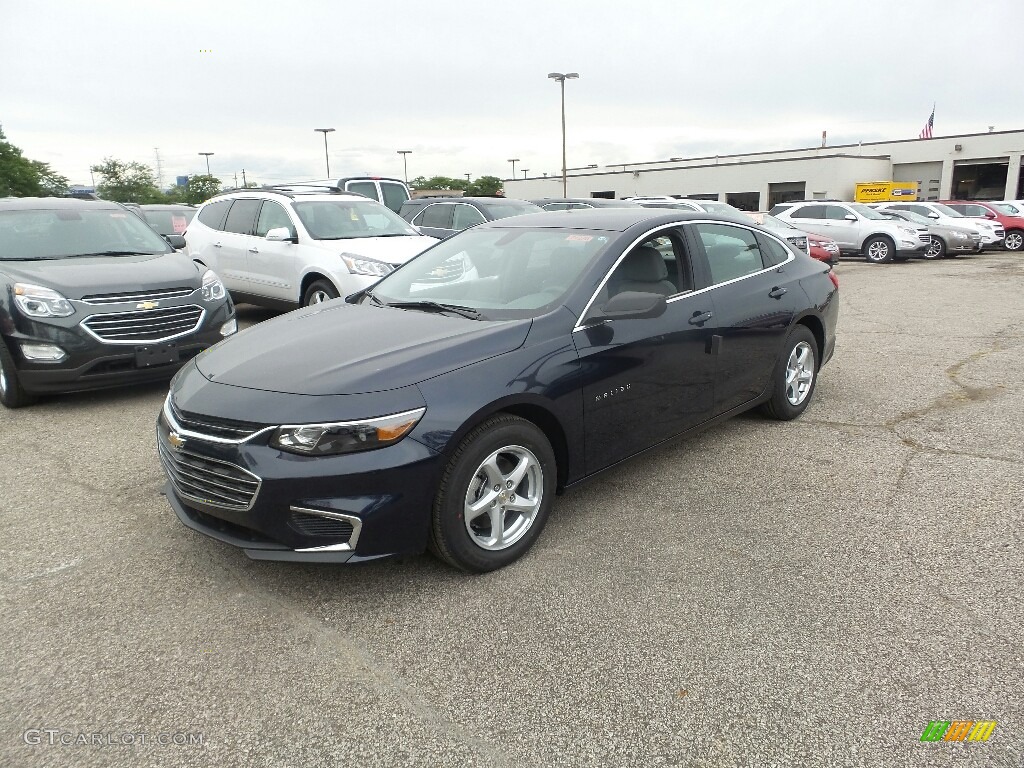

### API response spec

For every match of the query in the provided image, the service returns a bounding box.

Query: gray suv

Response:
[775,202,930,263]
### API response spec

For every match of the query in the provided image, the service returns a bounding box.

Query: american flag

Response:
[919,106,934,139]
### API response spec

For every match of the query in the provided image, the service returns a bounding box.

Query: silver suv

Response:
[775,202,929,263]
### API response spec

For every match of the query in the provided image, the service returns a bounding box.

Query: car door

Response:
[573,228,717,472]
[217,199,263,292]
[413,203,455,239]
[688,222,803,416]
[822,204,862,249]
[246,200,300,301]
[783,204,832,241]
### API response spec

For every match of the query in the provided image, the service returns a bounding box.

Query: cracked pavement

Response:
[1,251,1022,767]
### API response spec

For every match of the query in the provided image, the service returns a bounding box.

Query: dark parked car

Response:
[530,198,642,211]
[0,198,236,408]
[137,204,196,238]
[398,196,541,239]
[159,209,838,572]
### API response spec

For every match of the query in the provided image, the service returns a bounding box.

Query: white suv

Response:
[775,201,929,263]
[185,189,437,307]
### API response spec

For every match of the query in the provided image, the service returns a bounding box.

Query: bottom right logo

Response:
[920,720,997,742]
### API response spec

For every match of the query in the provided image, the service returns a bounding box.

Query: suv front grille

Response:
[81,287,195,305]
[918,232,931,245]
[158,437,261,511]
[168,398,266,441]
[83,305,204,343]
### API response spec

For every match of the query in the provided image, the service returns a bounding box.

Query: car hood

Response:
[310,234,438,265]
[194,301,532,395]
[0,253,201,299]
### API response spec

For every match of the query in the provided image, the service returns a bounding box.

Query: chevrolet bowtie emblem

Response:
[167,431,186,450]
[136,300,160,310]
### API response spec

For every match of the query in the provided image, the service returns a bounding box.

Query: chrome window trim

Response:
[572,219,795,333]
[80,305,207,345]
[290,506,363,552]
[163,393,276,445]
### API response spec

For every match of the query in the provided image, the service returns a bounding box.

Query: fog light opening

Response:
[20,343,67,362]
[220,319,237,336]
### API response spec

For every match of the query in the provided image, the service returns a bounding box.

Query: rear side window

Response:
[222,199,262,235]
[196,199,231,231]
[346,181,379,202]
[692,223,767,285]
[756,232,791,267]
[380,182,409,212]
[789,205,823,219]
[417,204,453,229]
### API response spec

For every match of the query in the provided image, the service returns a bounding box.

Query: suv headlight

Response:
[201,269,226,301]
[13,283,74,318]
[898,226,917,237]
[340,253,394,277]
[270,408,425,456]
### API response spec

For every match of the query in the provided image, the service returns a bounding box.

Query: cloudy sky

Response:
[2,0,1021,188]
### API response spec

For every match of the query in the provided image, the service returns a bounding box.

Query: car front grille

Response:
[158,436,261,511]
[918,232,932,245]
[168,398,267,441]
[288,511,355,539]
[80,287,195,305]
[82,305,204,343]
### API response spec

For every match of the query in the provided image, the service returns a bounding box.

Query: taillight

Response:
[828,271,839,289]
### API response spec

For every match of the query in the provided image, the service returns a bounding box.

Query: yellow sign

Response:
[855,181,918,203]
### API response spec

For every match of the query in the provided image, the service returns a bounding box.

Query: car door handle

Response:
[688,310,713,326]
[213,242,222,248]
[248,246,259,253]
[768,286,788,299]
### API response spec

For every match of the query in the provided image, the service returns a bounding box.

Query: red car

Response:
[939,200,1024,252]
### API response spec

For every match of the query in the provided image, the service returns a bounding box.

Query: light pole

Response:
[547,72,579,196]
[465,173,471,181]
[521,169,529,179]
[198,152,214,175]
[507,158,520,179]
[397,150,412,184]
[314,128,335,177]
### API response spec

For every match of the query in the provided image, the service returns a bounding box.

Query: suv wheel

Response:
[863,235,895,264]
[1004,230,1023,252]
[303,280,339,306]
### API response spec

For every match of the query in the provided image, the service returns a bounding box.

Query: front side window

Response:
[452,204,486,230]
[602,232,690,298]
[790,205,823,219]
[0,207,172,260]
[255,201,293,237]
[222,199,262,235]
[692,223,766,285]
[824,205,853,220]
[292,200,419,240]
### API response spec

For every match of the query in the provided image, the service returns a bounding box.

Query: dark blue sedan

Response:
[158,209,839,572]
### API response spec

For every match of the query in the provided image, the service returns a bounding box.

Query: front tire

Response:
[430,415,556,572]
[1004,229,1024,252]
[0,340,36,409]
[924,236,946,259]
[761,325,818,421]
[303,279,339,306]
[863,236,895,264]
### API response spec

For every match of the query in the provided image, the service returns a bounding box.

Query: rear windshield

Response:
[993,203,1020,215]
[143,208,195,235]
[0,208,172,260]
[478,201,543,220]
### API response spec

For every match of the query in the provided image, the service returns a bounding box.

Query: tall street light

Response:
[397,150,412,184]
[198,152,214,175]
[507,158,520,179]
[547,72,579,196]
[521,169,529,179]
[314,128,335,177]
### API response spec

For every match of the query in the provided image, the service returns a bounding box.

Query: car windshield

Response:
[850,204,886,220]
[886,209,931,226]
[143,208,195,236]
[932,204,964,217]
[993,203,1019,215]
[477,201,544,220]
[293,200,419,239]
[365,227,612,320]
[698,201,744,216]
[751,213,797,231]
[0,207,173,260]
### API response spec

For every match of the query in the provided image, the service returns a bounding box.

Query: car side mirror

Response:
[266,227,297,243]
[163,234,186,250]
[928,212,939,219]
[595,291,667,320]
[984,211,996,219]
[844,213,857,221]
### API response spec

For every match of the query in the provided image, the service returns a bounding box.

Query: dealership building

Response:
[503,129,1024,210]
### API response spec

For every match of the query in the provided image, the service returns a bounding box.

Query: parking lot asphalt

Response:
[1,252,1022,767]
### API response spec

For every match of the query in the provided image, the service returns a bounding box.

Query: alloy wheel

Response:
[925,238,944,259]
[1005,231,1023,251]
[785,341,815,406]
[463,445,544,551]
[308,290,332,305]
[866,240,890,262]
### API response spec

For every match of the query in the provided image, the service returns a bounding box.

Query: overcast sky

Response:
[3,0,1022,188]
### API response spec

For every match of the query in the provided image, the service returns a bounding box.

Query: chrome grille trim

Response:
[163,394,274,444]
[158,437,262,511]
[81,287,196,305]
[290,506,363,552]
[82,305,205,344]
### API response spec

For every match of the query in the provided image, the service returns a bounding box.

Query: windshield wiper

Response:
[385,300,483,320]
[362,290,385,307]
[69,250,156,257]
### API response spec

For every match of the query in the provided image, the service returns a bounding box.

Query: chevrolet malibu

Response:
[159,209,839,572]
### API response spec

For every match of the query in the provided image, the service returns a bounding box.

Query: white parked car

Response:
[775,201,929,263]
[185,189,437,308]
[875,201,1004,250]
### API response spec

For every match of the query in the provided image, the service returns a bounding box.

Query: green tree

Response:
[465,175,503,196]
[409,175,468,191]
[0,125,69,197]
[177,174,222,205]
[90,157,163,203]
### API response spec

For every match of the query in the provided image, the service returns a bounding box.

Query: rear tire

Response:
[863,236,895,264]
[303,279,339,306]
[761,325,818,421]
[924,237,945,260]
[0,340,36,409]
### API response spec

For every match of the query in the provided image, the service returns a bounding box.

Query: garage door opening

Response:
[951,160,1008,200]
[768,182,806,209]
[726,192,759,211]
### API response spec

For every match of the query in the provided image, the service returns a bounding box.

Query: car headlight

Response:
[270,408,426,456]
[201,269,226,301]
[13,283,74,318]
[340,253,395,277]
[898,226,917,237]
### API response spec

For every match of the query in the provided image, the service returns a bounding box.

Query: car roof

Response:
[530,198,640,207]
[477,208,747,232]
[140,204,196,210]
[0,197,124,211]
[209,189,367,203]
